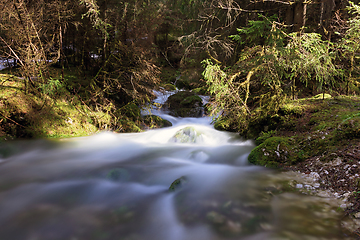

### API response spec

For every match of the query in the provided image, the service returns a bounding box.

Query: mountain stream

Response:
[0,90,354,240]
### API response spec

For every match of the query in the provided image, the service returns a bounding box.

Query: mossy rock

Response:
[175,78,191,90]
[165,91,204,117]
[192,87,208,95]
[142,115,172,129]
[107,168,130,181]
[169,176,188,192]
[255,130,278,145]
[214,119,230,131]
[162,83,177,91]
[248,136,293,168]
[117,119,141,133]
[118,103,141,121]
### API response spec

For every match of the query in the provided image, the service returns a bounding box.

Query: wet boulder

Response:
[169,126,204,143]
[169,176,188,192]
[164,91,204,117]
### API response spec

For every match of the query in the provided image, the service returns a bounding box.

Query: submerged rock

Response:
[107,168,130,181]
[169,176,188,192]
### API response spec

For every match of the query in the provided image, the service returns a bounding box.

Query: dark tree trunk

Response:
[320,0,335,35]
[293,1,307,32]
[285,5,294,27]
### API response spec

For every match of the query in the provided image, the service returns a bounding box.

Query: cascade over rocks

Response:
[164,91,204,117]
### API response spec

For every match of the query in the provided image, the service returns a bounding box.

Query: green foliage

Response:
[202,59,250,130]
[38,78,66,97]
[286,32,340,91]
[344,2,360,53]
[80,0,111,36]
[230,14,284,47]
[338,2,360,93]
[203,12,345,132]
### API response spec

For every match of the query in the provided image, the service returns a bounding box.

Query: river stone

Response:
[164,91,204,117]
[169,176,188,192]
[355,212,360,219]
[107,168,130,181]
[169,126,203,143]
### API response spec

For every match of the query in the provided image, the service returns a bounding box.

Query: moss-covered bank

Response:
[245,95,360,168]
[234,95,360,220]
[0,72,170,140]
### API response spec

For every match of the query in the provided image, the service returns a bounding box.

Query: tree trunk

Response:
[320,0,335,35]
[285,1,307,32]
[293,1,307,32]
[286,5,294,26]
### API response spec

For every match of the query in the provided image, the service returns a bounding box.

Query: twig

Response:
[0,113,26,128]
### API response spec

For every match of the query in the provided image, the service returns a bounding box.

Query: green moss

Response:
[255,130,278,145]
[336,116,360,139]
[117,119,142,133]
[214,119,230,131]
[119,102,141,121]
[192,87,208,95]
[162,83,177,91]
[246,95,360,170]
[248,136,292,168]
[142,115,172,129]
[169,176,187,192]
[279,102,305,116]
[165,91,204,117]
[181,95,202,107]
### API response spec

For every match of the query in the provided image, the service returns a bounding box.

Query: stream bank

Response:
[229,95,360,237]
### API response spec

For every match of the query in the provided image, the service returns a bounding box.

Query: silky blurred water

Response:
[0,90,353,240]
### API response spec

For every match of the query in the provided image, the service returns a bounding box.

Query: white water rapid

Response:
[0,90,354,240]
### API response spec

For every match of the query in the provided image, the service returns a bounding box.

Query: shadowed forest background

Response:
[0,0,360,139]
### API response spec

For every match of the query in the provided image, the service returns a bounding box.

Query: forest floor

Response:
[246,95,360,238]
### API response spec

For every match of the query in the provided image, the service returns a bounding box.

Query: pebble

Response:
[354,212,360,219]
[309,172,320,180]
[296,184,303,189]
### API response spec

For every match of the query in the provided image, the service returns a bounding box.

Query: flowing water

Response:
[0,90,353,240]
